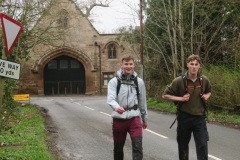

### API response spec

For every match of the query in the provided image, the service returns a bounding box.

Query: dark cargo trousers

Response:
[112,116,143,160]
[177,111,209,160]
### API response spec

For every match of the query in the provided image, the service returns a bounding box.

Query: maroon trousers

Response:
[112,116,143,160]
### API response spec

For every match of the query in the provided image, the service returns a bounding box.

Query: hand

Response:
[200,94,209,101]
[182,93,190,101]
[117,106,125,114]
[142,122,148,129]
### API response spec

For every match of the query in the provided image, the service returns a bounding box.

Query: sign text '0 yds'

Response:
[0,59,20,80]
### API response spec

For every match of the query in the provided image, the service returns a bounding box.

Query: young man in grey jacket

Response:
[107,55,148,160]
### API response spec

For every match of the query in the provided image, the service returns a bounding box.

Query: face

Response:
[187,59,200,76]
[120,59,135,75]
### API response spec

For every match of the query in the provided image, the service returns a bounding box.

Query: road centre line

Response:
[208,154,222,160]
[145,129,168,139]
[74,102,94,110]
[75,102,81,105]
[84,106,94,110]
[100,112,111,116]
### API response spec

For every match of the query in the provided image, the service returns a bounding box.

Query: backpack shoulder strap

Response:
[116,76,139,101]
[116,76,121,96]
[199,76,203,93]
[174,74,186,106]
[181,74,187,93]
[134,77,139,100]
[199,76,208,117]
[176,74,187,107]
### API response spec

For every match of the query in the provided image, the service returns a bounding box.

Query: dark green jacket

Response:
[163,72,211,116]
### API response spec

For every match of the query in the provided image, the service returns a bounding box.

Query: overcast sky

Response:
[90,0,140,33]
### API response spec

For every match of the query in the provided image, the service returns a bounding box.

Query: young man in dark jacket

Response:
[107,55,148,160]
[162,54,211,160]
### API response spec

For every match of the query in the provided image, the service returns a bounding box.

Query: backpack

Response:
[116,76,139,101]
[170,74,207,128]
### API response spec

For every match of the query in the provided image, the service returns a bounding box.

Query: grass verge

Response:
[147,98,240,127]
[0,104,52,160]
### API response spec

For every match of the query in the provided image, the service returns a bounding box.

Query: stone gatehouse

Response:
[16,0,133,96]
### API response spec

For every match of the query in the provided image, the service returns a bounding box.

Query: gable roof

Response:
[33,0,101,34]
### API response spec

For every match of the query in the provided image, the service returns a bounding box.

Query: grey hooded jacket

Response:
[107,69,148,122]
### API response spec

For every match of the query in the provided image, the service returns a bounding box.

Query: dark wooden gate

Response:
[44,55,86,95]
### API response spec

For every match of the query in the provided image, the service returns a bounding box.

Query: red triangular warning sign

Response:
[0,13,23,56]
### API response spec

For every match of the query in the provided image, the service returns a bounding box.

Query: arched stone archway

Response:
[32,47,95,73]
[44,55,86,95]
[31,47,96,95]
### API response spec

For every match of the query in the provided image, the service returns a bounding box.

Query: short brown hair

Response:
[187,54,201,64]
[121,55,134,62]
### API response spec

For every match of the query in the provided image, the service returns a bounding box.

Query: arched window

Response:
[58,9,69,29]
[108,44,117,59]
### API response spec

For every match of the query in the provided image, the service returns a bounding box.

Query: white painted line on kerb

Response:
[84,106,94,110]
[208,154,222,160]
[145,129,168,139]
[100,112,111,116]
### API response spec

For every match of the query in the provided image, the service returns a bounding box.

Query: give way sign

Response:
[0,13,23,56]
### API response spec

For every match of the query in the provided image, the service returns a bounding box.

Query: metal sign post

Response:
[0,44,6,107]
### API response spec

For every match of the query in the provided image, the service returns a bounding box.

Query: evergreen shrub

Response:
[202,65,240,111]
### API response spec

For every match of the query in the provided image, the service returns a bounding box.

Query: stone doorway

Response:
[44,55,86,95]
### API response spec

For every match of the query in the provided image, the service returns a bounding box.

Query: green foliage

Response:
[0,105,51,160]
[208,109,240,124]
[0,79,19,133]
[147,98,176,113]
[116,26,140,45]
[147,98,240,124]
[202,65,240,110]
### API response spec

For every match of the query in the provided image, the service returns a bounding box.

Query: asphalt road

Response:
[29,95,240,160]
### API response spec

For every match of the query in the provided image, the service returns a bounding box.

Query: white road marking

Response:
[84,106,94,110]
[208,154,222,160]
[145,129,168,139]
[74,102,93,110]
[100,112,111,116]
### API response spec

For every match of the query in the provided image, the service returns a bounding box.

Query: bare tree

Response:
[73,0,113,20]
